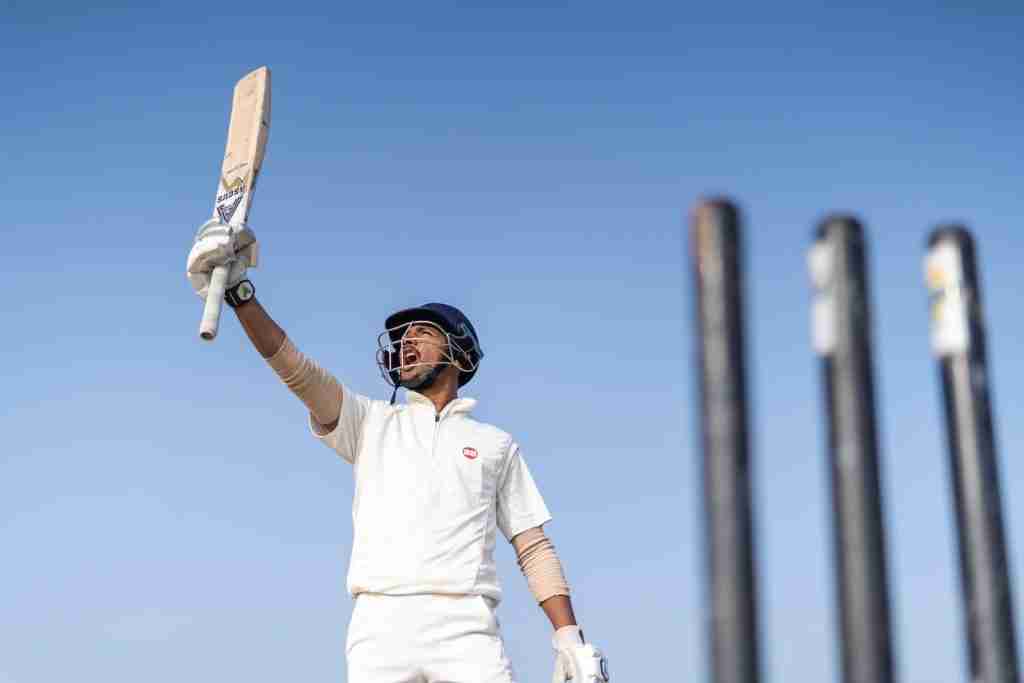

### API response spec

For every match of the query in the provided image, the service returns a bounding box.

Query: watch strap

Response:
[224,279,255,308]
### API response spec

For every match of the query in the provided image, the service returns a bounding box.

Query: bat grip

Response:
[199,262,232,341]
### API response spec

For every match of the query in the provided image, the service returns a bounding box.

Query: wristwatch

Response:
[225,279,255,308]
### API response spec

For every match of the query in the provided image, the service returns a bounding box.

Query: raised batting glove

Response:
[551,626,610,682]
[186,219,259,300]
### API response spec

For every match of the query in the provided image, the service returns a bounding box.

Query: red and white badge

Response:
[462,447,478,460]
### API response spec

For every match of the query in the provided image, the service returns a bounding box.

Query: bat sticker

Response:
[217,194,244,223]
[220,174,246,192]
[217,172,248,203]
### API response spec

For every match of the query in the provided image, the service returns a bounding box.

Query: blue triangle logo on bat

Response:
[217,195,244,224]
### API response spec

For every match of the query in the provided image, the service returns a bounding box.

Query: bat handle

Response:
[199,263,232,341]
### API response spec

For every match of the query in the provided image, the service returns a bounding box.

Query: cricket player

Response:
[187,220,610,682]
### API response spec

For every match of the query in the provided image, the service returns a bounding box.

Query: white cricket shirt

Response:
[312,387,552,604]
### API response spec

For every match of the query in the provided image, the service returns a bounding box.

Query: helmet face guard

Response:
[376,302,485,389]
[376,321,479,387]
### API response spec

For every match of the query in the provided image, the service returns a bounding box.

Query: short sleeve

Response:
[496,442,552,541]
[309,384,371,464]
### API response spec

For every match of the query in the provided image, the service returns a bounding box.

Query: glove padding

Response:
[551,626,610,682]
[186,219,259,300]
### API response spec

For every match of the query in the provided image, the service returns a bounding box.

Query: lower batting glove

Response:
[551,625,610,682]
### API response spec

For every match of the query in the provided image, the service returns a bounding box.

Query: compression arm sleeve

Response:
[264,336,343,428]
[511,526,571,604]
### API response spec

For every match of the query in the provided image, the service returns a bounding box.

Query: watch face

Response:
[237,281,254,300]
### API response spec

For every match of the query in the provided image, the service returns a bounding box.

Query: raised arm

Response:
[234,297,342,433]
[234,295,285,358]
[187,221,345,439]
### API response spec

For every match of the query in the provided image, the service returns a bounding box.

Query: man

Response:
[187,219,609,682]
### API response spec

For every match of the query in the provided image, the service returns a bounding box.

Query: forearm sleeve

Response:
[264,336,343,427]
[512,526,571,604]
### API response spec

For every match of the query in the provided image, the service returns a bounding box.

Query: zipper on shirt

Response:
[433,413,440,462]
[431,412,441,464]
[429,412,443,513]
[430,403,457,463]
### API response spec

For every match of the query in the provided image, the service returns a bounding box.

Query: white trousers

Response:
[346,593,518,683]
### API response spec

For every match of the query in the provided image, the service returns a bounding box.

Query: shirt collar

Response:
[405,390,477,418]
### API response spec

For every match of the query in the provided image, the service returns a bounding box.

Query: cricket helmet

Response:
[376,303,485,388]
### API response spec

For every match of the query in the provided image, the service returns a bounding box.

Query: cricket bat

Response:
[198,66,272,340]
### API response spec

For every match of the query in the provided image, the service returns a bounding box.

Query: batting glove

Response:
[551,626,610,682]
[186,219,259,300]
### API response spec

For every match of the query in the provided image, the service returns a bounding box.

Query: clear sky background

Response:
[2,2,1022,681]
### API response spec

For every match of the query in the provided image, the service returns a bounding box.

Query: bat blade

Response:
[199,66,271,341]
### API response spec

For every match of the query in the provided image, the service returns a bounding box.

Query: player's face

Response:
[399,323,447,380]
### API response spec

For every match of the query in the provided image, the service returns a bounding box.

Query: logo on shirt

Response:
[462,447,478,460]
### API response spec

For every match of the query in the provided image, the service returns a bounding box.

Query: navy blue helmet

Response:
[377,303,484,387]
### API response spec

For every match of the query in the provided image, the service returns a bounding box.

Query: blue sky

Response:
[2,1,1022,681]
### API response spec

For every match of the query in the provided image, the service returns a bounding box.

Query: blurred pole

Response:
[808,216,896,683]
[690,198,761,683]
[925,226,1020,683]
